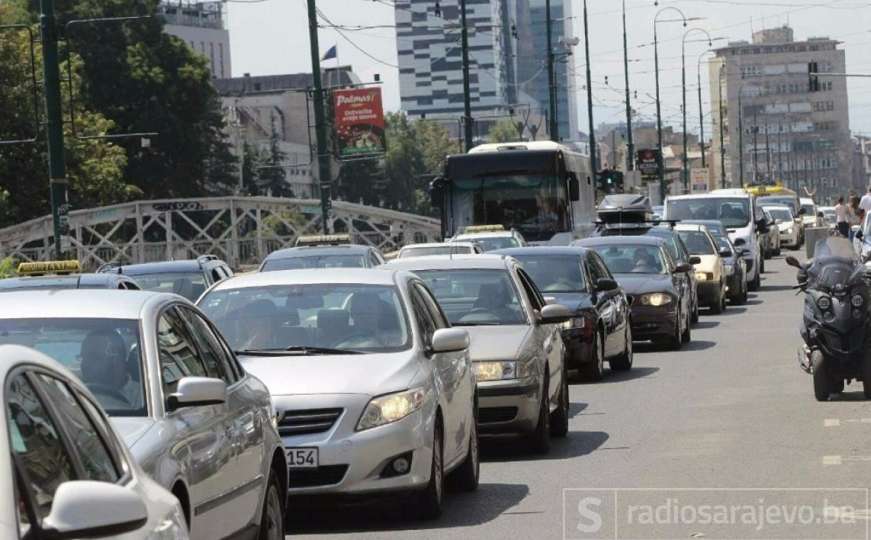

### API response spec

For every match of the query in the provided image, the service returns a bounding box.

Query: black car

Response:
[98,254,232,301]
[495,247,633,381]
[575,236,694,349]
[259,244,385,271]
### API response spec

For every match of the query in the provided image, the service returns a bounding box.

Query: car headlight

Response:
[695,272,714,281]
[639,293,672,306]
[562,317,585,330]
[724,264,734,276]
[473,361,531,382]
[852,294,864,308]
[817,296,832,310]
[357,387,426,431]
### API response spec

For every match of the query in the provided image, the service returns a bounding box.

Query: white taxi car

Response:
[0,290,287,540]
[2,344,188,539]
[451,225,526,251]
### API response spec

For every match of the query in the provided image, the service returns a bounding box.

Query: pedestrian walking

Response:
[835,196,850,238]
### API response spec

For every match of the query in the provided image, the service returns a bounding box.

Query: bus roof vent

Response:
[495,144,528,151]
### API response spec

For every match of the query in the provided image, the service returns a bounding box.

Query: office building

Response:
[159,1,231,78]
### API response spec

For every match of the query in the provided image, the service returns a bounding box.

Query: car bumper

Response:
[630,305,678,340]
[477,378,541,435]
[561,328,593,369]
[272,394,434,496]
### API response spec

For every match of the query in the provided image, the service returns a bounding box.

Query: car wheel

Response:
[610,324,633,371]
[416,422,444,519]
[750,267,761,291]
[449,414,479,492]
[550,361,569,438]
[681,311,692,343]
[664,309,683,350]
[709,293,723,314]
[582,332,604,382]
[760,254,766,273]
[811,351,831,402]
[691,295,699,324]
[529,376,552,454]
[258,469,284,540]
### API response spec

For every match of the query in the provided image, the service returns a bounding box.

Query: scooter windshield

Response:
[807,237,861,292]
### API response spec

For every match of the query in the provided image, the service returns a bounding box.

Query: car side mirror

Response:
[568,173,580,201]
[718,248,732,258]
[674,263,693,273]
[539,303,572,324]
[431,328,470,353]
[733,238,746,247]
[596,277,619,292]
[167,377,226,412]
[42,481,148,539]
[785,256,802,269]
[688,256,702,265]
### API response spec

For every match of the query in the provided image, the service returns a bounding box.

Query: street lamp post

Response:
[546,0,558,141]
[718,64,727,188]
[697,50,714,169]
[653,6,688,202]
[622,0,634,171]
[460,0,474,151]
[682,29,713,194]
[583,0,597,183]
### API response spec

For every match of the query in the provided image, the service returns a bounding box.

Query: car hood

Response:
[237,352,420,397]
[778,222,794,232]
[460,325,533,361]
[110,417,158,449]
[540,292,591,312]
[612,273,674,295]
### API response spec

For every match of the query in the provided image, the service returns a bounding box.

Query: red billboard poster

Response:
[333,87,386,158]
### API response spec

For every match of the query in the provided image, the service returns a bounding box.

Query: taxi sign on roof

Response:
[17,260,81,275]
[295,234,351,247]
[462,225,505,233]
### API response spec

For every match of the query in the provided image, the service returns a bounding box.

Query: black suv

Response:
[98,255,233,301]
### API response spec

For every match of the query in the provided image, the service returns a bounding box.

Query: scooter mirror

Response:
[785,256,802,269]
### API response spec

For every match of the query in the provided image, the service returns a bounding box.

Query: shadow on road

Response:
[568,402,588,417]
[600,366,659,383]
[480,430,609,462]
[286,482,530,533]
[693,320,720,330]
[824,389,870,402]
[681,340,716,351]
[715,306,748,316]
[759,284,796,292]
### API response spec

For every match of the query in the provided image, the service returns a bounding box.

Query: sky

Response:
[227,0,871,141]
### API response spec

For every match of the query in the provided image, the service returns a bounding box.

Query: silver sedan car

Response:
[387,255,572,454]
[1,344,189,540]
[198,268,477,519]
[0,290,287,540]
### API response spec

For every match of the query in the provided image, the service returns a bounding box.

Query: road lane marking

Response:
[823,418,871,427]
[824,419,841,427]
[823,455,842,465]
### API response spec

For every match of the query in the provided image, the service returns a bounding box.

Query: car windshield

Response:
[0,318,145,416]
[458,236,519,251]
[667,198,751,228]
[400,245,472,258]
[765,207,794,221]
[677,231,716,255]
[513,255,586,293]
[126,271,206,301]
[588,244,668,275]
[199,284,411,353]
[261,254,367,271]
[414,269,526,326]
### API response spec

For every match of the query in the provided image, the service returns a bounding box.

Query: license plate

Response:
[286,447,318,469]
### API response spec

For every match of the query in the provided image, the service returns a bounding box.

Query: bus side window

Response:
[568,172,580,201]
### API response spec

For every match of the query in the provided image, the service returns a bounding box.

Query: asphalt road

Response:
[287,255,871,539]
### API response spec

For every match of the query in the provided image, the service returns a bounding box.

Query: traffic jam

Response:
[1,142,844,539]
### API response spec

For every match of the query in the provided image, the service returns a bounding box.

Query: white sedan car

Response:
[1,344,188,539]
[0,290,287,540]
[198,268,477,519]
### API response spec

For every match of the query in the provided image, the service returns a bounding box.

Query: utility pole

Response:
[752,110,759,184]
[622,0,634,171]
[306,0,332,233]
[653,23,665,197]
[39,0,69,258]
[718,65,726,188]
[583,0,597,181]
[460,0,474,150]
[546,0,558,141]
[764,119,772,182]
[697,52,707,169]
[737,93,744,187]
[682,29,712,195]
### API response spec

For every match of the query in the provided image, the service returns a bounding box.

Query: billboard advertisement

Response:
[636,148,660,178]
[333,87,385,159]
[691,168,710,193]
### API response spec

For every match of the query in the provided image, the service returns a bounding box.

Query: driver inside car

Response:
[80,329,141,409]
[633,248,660,273]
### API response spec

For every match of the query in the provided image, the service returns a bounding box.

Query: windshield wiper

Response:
[454,321,505,326]
[235,346,362,356]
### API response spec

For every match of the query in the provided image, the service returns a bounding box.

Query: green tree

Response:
[383,112,424,211]
[487,118,521,143]
[33,0,239,199]
[411,119,455,216]
[0,4,132,227]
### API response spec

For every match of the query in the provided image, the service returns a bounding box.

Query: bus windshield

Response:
[451,175,569,242]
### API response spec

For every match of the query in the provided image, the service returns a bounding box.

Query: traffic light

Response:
[808,62,820,92]
[597,169,624,194]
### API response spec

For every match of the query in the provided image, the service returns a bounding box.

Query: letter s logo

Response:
[577,496,603,533]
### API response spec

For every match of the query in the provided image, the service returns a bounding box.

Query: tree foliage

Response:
[487,118,521,143]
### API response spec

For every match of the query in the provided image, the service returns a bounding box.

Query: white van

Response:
[664,189,768,291]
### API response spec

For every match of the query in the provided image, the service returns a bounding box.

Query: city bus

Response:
[430,141,595,245]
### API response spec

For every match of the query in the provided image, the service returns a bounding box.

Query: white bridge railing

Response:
[0,196,441,270]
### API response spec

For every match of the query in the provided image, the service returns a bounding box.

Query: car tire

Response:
[529,376,552,454]
[733,278,748,305]
[812,351,831,402]
[416,422,444,520]
[449,415,479,492]
[709,293,723,314]
[862,352,871,400]
[750,267,761,291]
[681,312,692,344]
[258,469,284,540]
[663,309,683,350]
[760,254,766,273]
[582,332,604,382]
[691,296,699,324]
[610,325,633,371]
[550,362,569,438]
